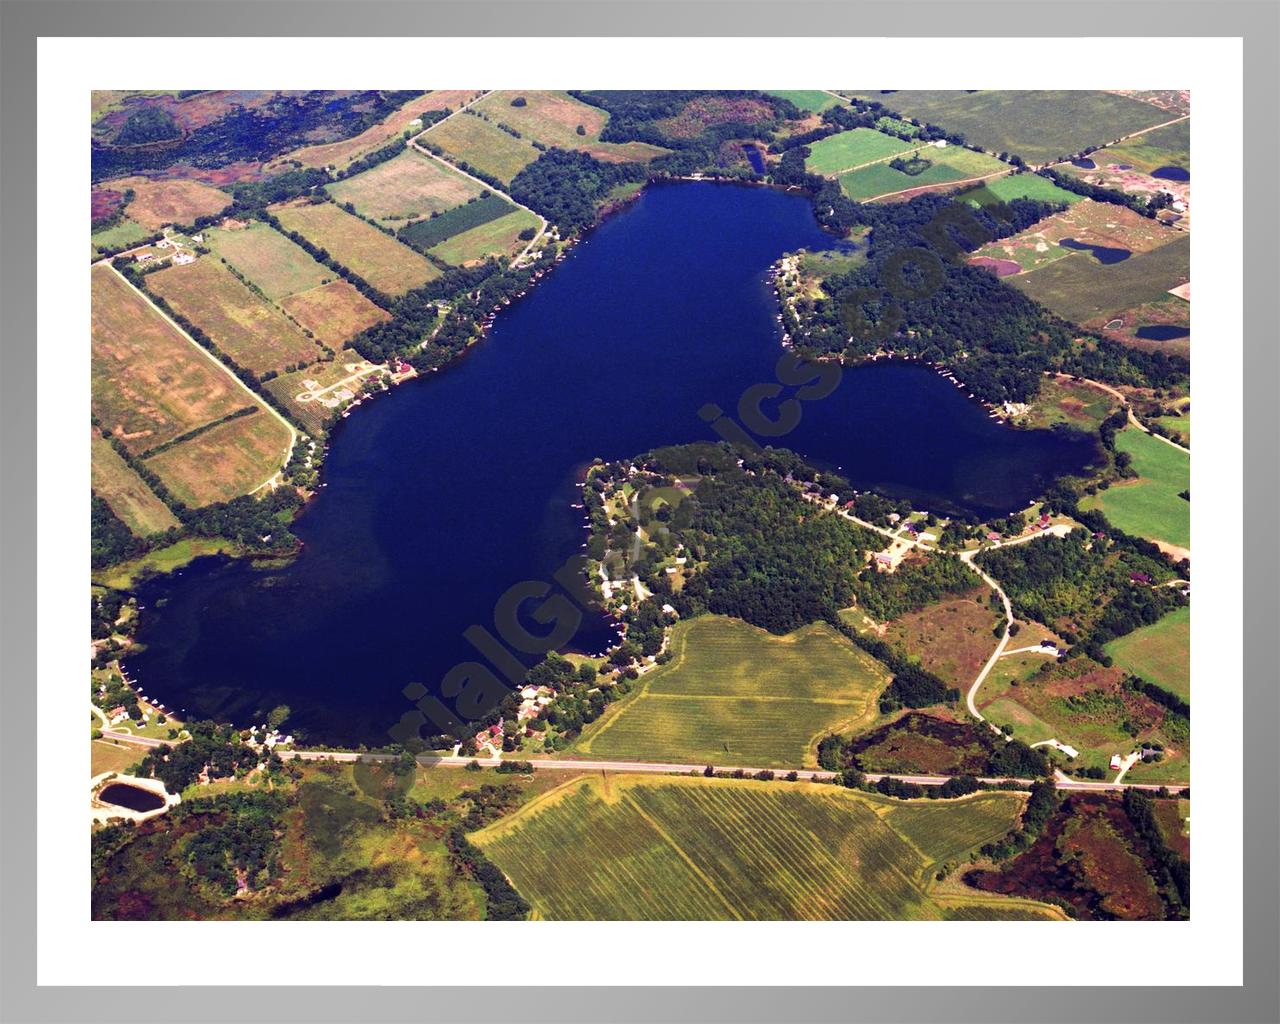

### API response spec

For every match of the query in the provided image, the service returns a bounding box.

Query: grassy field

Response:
[1105,606,1190,703]
[91,217,152,256]
[91,739,144,777]
[91,434,180,536]
[147,257,323,376]
[428,208,539,266]
[844,90,1171,165]
[1081,428,1190,549]
[838,146,1008,201]
[327,148,483,225]
[101,176,232,230]
[205,222,332,300]
[422,112,540,183]
[882,590,1003,690]
[91,265,249,454]
[1020,376,1122,432]
[472,90,668,163]
[769,90,842,113]
[279,280,389,348]
[142,408,292,507]
[967,172,1083,206]
[574,616,888,768]
[272,201,440,296]
[1089,118,1190,176]
[398,194,516,251]
[92,536,244,589]
[805,127,917,175]
[471,774,1050,920]
[1010,233,1190,324]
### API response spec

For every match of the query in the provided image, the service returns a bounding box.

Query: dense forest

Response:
[508,149,645,232]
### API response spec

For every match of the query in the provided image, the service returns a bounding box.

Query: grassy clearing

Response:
[148,257,324,376]
[1020,376,1121,432]
[428,208,539,266]
[968,173,1083,206]
[805,127,917,175]
[1081,428,1190,549]
[91,217,152,256]
[575,615,888,768]
[1011,233,1190,324]
[205,222,332,300]
[472,774,1043,920]
[882,590,1003,690]
[91,739,144,777]
[327,148,483,226]
[91,435,180,536]
[769,90,841,113]
[839,146,1008,201]
[424,112,540,183]
[279,280,389,348]
[102,176,232,231]
[142,409,292,507]
[1090,119,1190,176]
[91,265,249,454]
[272,201,440,296]
[1105,606,1190,704]
[92,536,244,589]
[472,90,609,150]
[844,90,1170,165]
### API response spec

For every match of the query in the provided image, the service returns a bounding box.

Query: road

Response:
[409,90,550,268]
[1053,373,1190,455]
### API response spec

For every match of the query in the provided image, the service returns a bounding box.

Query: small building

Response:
[987,531,1002,541]
[1058,744,1079,759]
[1130,571,1153,585]
[1109,754,1124,771]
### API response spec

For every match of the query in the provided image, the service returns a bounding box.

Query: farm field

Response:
[472,91,614,152]
[838,146,1008,201]
[1085,118,1190,177]
[1009,233,1190,324]
[423,112,540,183]
[804,127,917,175]
[843,90,1172,166]
[142,408,292,507]
[1105,606,1190,704]
[272,201,440,296]
[271,90,482,172]
[326,148,483,225]
[91,217,153,256]
[398,194,516,251]
[147,257,324,376]
[99,176,233,231]
[279,280,389,348]
[471,774,1052,920]
[91,265,249,454]
[428,208,539,266]
[1081,427,1190,549]
[204,222,332,300]
[769,90,842,113]
[91,434,180,536]
[966,172,1083,207]
[574,615,888,768]
[882,590,1003,690]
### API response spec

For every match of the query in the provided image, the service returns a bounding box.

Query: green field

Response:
[427,208,538,266]
[1081,427,1190,549]
[769,90,842,113]
[91,435,180,536]
[424,112,540,184]
[472,775,1051,920]
[575,615,888,768]
[91,217,152,256]
[205,223,332,301]
[1105,606,1190,703]
[844,90,1170,165]
[92,536,244,589]
[838,146,1008,201]
[1011,234,1190,324]
[326,148,483,225]
[398,194,516,251]
[1091,119,1190,176]
[805,127,917,175]
[967,172,1083,206]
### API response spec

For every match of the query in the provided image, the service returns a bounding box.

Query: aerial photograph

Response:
[88,88,1191,922]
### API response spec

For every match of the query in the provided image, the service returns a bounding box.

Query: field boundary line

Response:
[104,263,297,495]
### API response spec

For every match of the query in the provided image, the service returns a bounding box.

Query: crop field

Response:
[204,222,332,300]
[804,127,917,175]
[838,146,1009,201]
[769,90,842,113]
[326,149,483,225]
[97,176,233,231]
[279,280,390,348]
[472,90,667,163]
[1105,606,1190,704]
[142,408,292,506]
[882,792,1030,866]
[428,208,539,266]
[147,257,324,376]
[1080,427,1190,549]
[882,590,1002,690]
[91,434,180,536]
[423,112,540,184]
[272,201,440,296]
[966,172,1083,207]
[575,616,889,768]
[1087,118,1190,177]
[91,217,153,256]
[471,775,1046,920]
[271,90,482,172]
[843,90,1171,166]
[398,194,516,251]
[1010,233,1190,324]
[91,265,249,454]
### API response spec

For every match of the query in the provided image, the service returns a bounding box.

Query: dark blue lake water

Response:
[1059,237,1131,265]
[1135,324,1190,341]
[1152,165,1190,182]
[126,182,1100,745]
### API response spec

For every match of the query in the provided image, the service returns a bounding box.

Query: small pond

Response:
[1152,165,1190,182]
[98,782,166,812]
[1059,237,1131,265]
[1134,324,1191,341]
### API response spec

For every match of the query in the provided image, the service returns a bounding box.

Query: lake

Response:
[126,182,1100,745]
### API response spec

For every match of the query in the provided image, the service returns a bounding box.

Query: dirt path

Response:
[1051,372,1190,455]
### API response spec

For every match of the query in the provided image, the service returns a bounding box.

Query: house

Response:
[1109,754,1124,771]
[1036,513,1052,530]
[520,685,539,700]
[1058,744,1080,759]
[1130,572,1153,585]
[1039,640,1058,653]
[987,531,1002,541]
